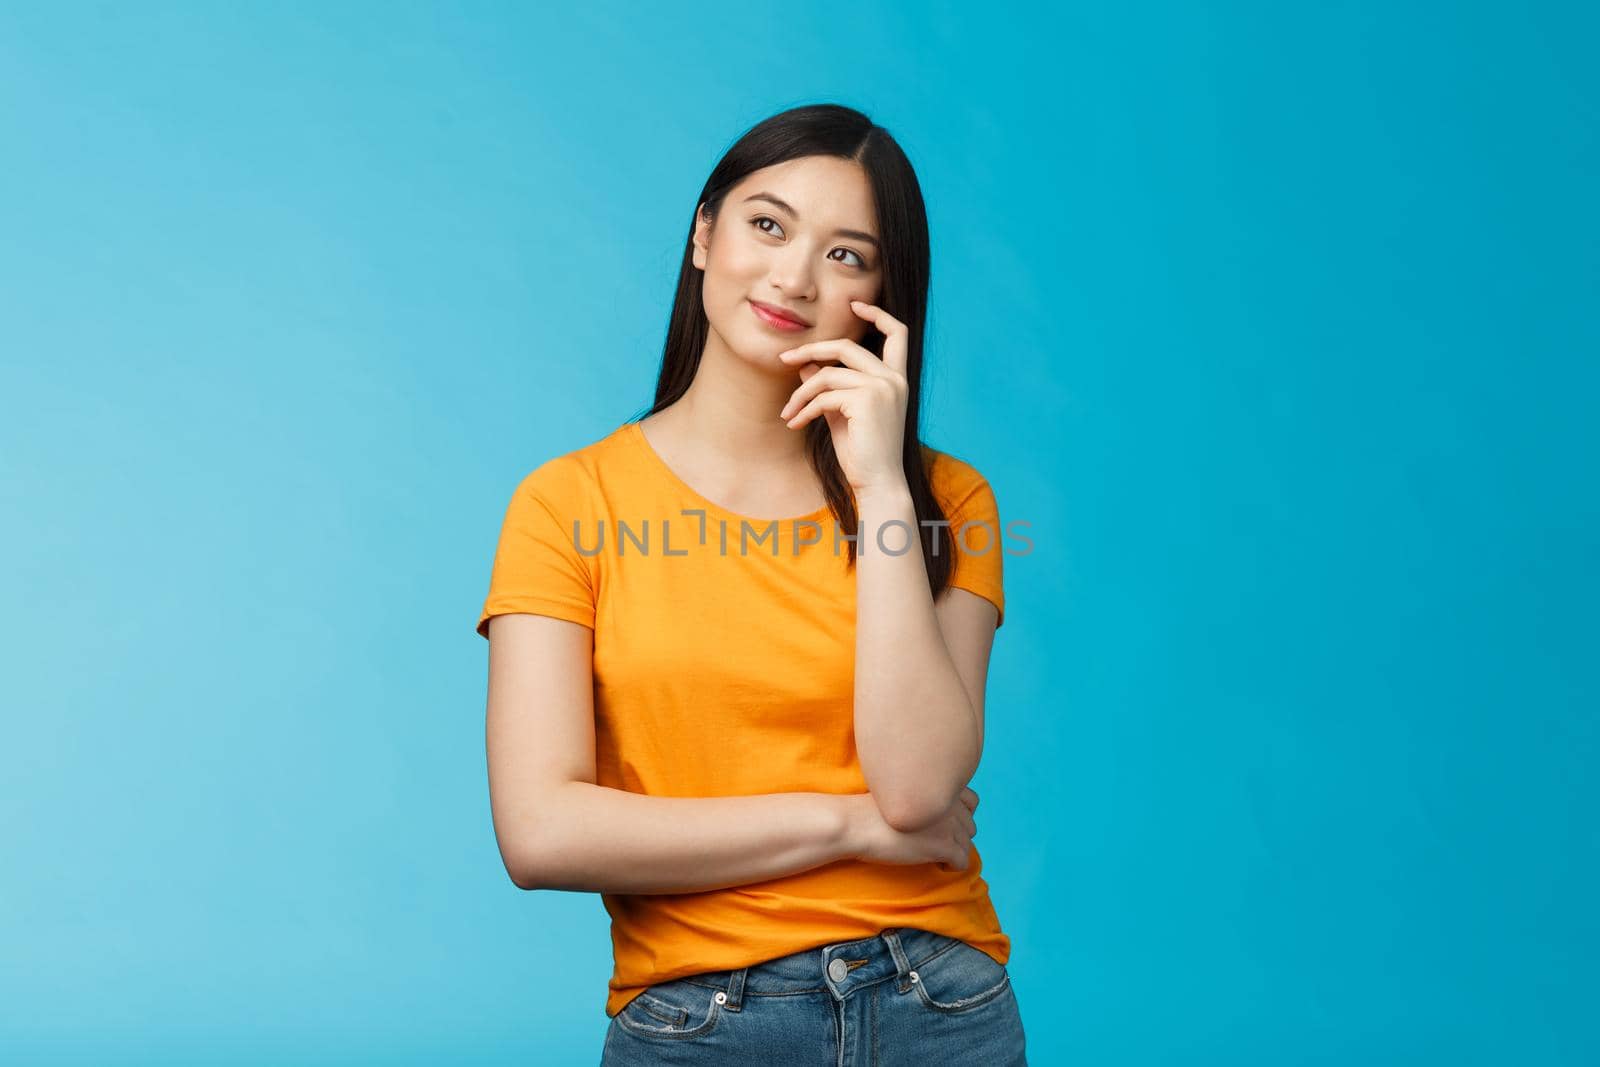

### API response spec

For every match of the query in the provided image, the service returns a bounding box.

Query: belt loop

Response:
[882,928,915,993]
[721,966,748,1011]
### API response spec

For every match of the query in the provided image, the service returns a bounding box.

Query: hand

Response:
[843,787,980,872]
[775,300,910,495]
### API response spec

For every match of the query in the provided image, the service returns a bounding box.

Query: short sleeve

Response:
[475,459,598,637]
[941,470,1006,630]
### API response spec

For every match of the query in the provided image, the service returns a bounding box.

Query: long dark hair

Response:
[634,103,958,600]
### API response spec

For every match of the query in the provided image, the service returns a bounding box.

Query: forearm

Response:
[853,483,980,831]
[513,782,859,894]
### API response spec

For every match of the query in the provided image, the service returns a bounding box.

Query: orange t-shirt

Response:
[475,420,1009,1018]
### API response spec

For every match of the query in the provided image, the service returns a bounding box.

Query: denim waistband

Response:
[672,927,966,1010]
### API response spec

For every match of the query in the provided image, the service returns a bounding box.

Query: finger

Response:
[784,386,857,431]
[778,337,898,381]
[848,300,910,377]
[778,366,869,421]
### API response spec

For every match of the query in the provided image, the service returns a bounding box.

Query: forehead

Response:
[730,156,877,228]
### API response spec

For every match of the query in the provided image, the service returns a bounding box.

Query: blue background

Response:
[2,2,1594,1064]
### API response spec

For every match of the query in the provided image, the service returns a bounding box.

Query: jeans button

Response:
[827,958,848,982]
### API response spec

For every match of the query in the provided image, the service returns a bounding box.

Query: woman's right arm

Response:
[484,613,976,894]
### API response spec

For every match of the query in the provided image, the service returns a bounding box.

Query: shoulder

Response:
[510,422,633,505]
[918,442,996,512]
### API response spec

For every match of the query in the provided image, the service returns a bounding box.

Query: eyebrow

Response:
[741,192,881,252]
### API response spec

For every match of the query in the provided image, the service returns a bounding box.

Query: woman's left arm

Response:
[852,483,998,833]
[777,299,997,835]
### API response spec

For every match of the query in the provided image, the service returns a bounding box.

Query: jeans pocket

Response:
[612,977,725,1040]
[907,935,1012,1015]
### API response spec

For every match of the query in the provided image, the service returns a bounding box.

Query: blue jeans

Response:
[600,926,1027,1065]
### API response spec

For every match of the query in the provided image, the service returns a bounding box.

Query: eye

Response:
[750,216,870,271]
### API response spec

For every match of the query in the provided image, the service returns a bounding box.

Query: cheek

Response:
[710,235,766,279]
[836,292,876,336]
[703,248,759,301]
[700,260,743,311]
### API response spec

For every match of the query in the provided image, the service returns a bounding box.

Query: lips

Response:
[749,299,809,329]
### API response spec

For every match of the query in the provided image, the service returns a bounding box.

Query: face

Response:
[692,155,884,365]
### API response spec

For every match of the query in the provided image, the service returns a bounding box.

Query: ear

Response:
[691,203,712,270]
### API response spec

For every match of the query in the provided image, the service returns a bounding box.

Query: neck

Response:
[663,328,812,468]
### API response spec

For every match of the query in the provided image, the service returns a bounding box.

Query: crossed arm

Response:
[851,484,998,833]
[483,500,997,893]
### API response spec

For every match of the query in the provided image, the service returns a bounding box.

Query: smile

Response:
[749,300,809,332]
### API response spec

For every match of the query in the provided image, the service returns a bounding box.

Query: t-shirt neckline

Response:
[623,420,834,525]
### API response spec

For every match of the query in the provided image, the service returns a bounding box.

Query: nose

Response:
[766,243,817,299]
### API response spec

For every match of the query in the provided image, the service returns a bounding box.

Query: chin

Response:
[744,335,794,368]
[707,319,781,368]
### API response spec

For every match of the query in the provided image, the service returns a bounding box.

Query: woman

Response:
[476,103,1025,1065]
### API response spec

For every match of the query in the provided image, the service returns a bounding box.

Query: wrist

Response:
[853,481,913,511]
[832,793,871,860]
